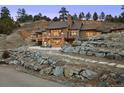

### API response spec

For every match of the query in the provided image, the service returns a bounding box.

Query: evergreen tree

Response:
[99,12,105,21]
[0,7,11,20]
[113,16,118,23]
[93,12,98,21]
[25,15,33,22]
[42,16,51,21]
[0,6,17,34]
[86,12,91,20]
[17,8,33,22]
[33,13,42,21]
[121,6,124,17]
[52,17,60,21]
[59,7,69,21]
[105,14,114,22]
[79,12,85,20]
[120,5,124,23]
[72,13,78,20]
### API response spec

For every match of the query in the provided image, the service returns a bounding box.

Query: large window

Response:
[51,30,62,37]
[42,32,47,36]
[86,31,98,37]
[52,39,62,46]
[71,31,77,36]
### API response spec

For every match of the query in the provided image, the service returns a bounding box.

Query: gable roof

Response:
[80,22,124,33]
[81,23,99,30]
[47,21,83,30]
[69,21,83,30]
[33,20,124,33]
[47,21,68,29]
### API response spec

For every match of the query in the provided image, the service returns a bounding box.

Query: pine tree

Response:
[105,14,114,22]
[73,13,78,20]
[53,17,60,21]
[86,12,91,20]
[79,12,85,20]
[59,7,69,21]
[33,13,42,21]
[17,8,33,22]
[93,12,98,21]
[0,6,17,34]
[99,12,105,21]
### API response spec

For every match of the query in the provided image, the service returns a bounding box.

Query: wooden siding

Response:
[68,30,79,39]
[42,38,64,47]
[111,29,124,33]
[41,28,67,47]
[79,30,101,39]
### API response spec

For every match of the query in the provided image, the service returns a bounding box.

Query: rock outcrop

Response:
[61,32,124,60]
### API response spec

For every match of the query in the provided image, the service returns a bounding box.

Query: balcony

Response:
[64,32,78,39]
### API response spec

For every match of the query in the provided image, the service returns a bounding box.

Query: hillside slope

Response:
[0,32,28,50]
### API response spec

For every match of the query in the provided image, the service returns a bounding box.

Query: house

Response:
[79,22,124,39]
[30,15,124,47]
[41,17,83,47]
[109,24,124,33]
[42,21,68,47]
[79,23,102,39]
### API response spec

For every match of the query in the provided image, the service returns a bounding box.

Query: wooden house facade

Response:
[42,21,68,47]
[30,17,124,47]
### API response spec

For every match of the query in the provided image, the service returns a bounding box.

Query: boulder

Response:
[33,63,41,71]
[53,66,64,76]
[37,58,43,63]
[62,46,75,53]
[106,52,114,59]
[28,62,36,70]
[95,52,105,57]
[73,46,81,53]
[74,74,85,80]
[39,66,53,75]
[79,46,88,54]
[61,42,71,50]
[79,50,87,55]
[80,69,98,80]
[64,66,81,78]
[119,74,124,82]
[9,60,20,65]
[87,51,94,56]
[2,50,10,59]
[48,58,56,65]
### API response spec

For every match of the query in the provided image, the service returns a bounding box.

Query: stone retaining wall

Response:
[0,46,124,86]
[61,32,124,60]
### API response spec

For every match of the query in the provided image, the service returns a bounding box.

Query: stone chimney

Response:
[67,14,73,28]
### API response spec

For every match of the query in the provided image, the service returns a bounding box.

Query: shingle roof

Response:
[34,20,124,33]
[47,21,68,29]
[80,22,124,33]
[47,21,83,30]
[81,23,99,30]
[35,28,46,33]
[69,21,83,30]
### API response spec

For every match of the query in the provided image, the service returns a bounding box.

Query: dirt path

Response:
[0,65,65,87]
[28,47,124,70]
[46,52,124,68]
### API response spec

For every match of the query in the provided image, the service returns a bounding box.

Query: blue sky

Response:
[0,5,122,19]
